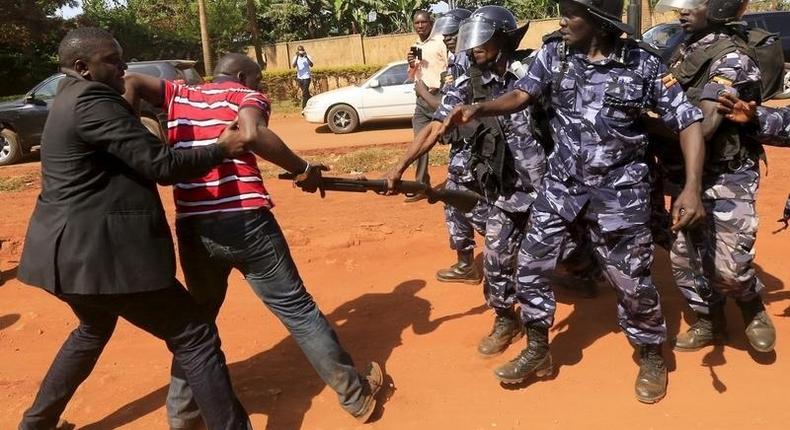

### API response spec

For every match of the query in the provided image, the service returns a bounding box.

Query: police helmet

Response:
[429,8,473,38]
[562,0,634,35]
[455,5,529,53]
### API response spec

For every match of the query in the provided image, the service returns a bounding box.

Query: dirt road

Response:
[1,114,790,429]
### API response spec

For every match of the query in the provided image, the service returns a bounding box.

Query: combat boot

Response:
[635,343,667,404]
[493,326,553,384]
[674,305,727,351]
[477,308,523,357]
[737,297,776,353]
[436,250,482,284]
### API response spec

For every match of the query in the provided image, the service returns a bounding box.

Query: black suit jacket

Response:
[18,76,224,294]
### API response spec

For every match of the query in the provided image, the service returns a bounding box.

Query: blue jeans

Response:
[168,209,364,428]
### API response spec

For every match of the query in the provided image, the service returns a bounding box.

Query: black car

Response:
[0,60,203,166]
[641,11,790,98]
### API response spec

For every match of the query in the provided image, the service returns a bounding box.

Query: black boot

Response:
[436,250,482,284]
[635,344,667,404]
[737,297,776,353]
[674,305,727,352]
[493,326,553,384]
[477,308,523,357]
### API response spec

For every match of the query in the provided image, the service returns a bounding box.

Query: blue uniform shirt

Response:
[516,38,703,231]
[434,60,547,213]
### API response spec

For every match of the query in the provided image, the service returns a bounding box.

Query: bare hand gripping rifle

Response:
[278,173,483,213]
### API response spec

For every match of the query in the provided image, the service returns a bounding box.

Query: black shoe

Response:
[493,326,553,384]
[738,298,775,352]
[635,344,667,404]
[436,250,482,284]
[478,309,523,357]
[352,362,384,423]
[674,307,727,352]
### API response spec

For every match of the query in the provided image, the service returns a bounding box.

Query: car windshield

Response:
[643,24,683,49]
[373,64,410,87]
[32,75,64,100]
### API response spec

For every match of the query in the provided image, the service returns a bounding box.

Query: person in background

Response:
[405,9,448,201]
[292,45,314,109]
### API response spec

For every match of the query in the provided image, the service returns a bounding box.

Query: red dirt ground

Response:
[2,112,790,430]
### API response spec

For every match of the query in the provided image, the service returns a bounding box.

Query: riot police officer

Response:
[384,5,541,358]
[654,0,777,354]
[445,0,707,403]
[414,8,488,284]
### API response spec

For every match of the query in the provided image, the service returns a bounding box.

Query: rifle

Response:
[278,173,482,213]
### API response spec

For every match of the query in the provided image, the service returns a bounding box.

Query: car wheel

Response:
[776,65,790,100]
[0,129,22,167]
[140,116,167,143]
[326,104,359,134]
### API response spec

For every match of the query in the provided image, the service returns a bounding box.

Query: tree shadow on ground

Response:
[79,279,485,430]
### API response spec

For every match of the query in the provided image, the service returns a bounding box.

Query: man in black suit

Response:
[17,27,252,430]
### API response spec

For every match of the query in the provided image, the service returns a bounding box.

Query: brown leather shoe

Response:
[635,344,667,404]
[738,298,776,353]
[478,310,523,357]
[744,311,776,353]
[352,362,384,423]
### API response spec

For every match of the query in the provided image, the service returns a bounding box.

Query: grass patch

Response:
[0,173,37,192]
[270,99,302,115]
[259,144,450,178]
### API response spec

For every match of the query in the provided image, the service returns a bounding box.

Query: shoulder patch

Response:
[661,73,679,88]
[711,75,734,86]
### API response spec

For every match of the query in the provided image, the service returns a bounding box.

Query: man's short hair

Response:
[58,27,115,69]
[412,9,432,22]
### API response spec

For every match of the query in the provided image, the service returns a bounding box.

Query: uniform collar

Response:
[568,39,629,67]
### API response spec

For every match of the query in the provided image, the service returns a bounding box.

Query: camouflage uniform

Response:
[441,53,490,252]
[514,38,703,346]
[667,33,765,315]
[754,105,790,146]
[434,60,547,310]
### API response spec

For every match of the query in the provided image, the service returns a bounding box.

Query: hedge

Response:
[260,64,382,102]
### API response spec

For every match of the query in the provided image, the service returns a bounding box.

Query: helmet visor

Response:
[430,15,463,38]
[455,18,496,54]
[654,0,706,13]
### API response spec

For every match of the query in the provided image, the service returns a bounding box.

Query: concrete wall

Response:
[250,12,677,71]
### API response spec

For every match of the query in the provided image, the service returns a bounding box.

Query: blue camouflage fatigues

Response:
[754,105,790,146]
[667,32,766,315]
[440,53,489,253]
[514,38,703,345]
[434,60,547,310]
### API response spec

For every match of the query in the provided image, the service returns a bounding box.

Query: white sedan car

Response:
[302,61,416,133]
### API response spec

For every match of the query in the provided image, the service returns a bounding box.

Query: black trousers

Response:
[297,78,311,109]
[19,285,250,430]
[411,96,434,182]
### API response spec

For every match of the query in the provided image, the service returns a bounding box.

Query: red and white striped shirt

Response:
[162,79,273,217]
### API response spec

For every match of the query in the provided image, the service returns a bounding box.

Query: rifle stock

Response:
[278,173,482,212]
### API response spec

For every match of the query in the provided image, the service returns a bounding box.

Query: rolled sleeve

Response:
[651,63,703,132]
[515,42,554,98]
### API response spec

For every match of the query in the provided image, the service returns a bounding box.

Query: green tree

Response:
[0,0,77,95]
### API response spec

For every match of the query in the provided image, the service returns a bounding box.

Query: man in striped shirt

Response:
[124,53,383,428]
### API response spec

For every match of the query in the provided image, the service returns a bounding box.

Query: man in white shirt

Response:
[406,9,448,199]
[292,45,314,108]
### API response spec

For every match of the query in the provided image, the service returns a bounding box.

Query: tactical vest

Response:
[669,29,781,166]
[464,64,516,201]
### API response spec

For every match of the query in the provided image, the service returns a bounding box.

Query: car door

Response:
[358,63,416,119]
[14,74,64,146]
